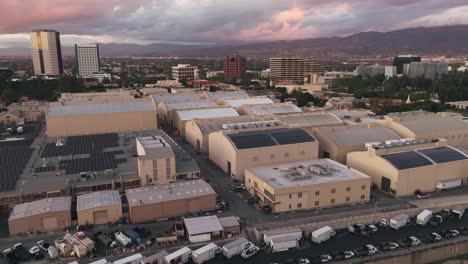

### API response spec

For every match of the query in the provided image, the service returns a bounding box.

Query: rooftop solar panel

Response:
[228,133,276,149]
[227,128,315,149]
[418,147,468,164]
[270,130,316,145]
[381,151,433,170]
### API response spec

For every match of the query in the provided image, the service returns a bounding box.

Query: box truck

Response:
[164,247,192,264]
[417,210,432,225]
[436,179,462,191]
[389,214,409,230]
[270,235,299,252]
[115,232,132,247]
[311,226,336,244]
[113,253,143,264]
[222,237,252,259]
[192,243,221,264]
[452,205,465,220]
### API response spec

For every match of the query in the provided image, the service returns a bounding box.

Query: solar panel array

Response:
[227,128,315,150]
[381,151,433,170]
[0,140,34,191]
[418,147,468,164]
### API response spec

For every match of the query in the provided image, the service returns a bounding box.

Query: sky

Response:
[0,0,468,48]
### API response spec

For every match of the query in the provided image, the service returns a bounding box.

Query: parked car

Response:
[241,245,259,259]
[36,240,50,252]
[380,242,399,251]
[332,251,355,260]
[311,255,332,263]
[3,248,19,264]
[234,184,246,192]
[12,243,30,261]
[353,245,378,257]
[424,232,442,243]
[398,236,421,248]
[416,192,430,199]
[262,204,272,213]
[29,246,40,255]
[429,215,444,227]
[442,229,460,238]
[296,258,311,264]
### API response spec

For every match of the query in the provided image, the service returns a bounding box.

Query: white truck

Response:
[436,179,462,191]
[48,246,59,259]
[164,247,192,264]
[417,210,432,225]
[113,253,143,264]
[452,205,465,220]
[270,235,299,252]
[115,232,132,247]
[192,243,220,264]
[311,226,336,244]
[389,214,409,230]
[222,237,252,259]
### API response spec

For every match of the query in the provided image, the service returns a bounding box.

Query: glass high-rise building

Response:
[393,55,421,74]
[75,44,100,76]
[30,29,63,76]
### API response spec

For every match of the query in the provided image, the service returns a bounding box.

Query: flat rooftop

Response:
[164,100,217,112]
[137,136,174,160]
[323,125,400,147]
[183,215,224,235]
[176,107,239,121]
[398,116,468,134]
[47,101,156,116]
[247,159,368,189]
[205,92,248,100]
[194,116,263,135]
[9,197,71,220]
[278,113,343,127]
[244,103,301,116]
[222,97,274,108]
[77,190,121,211]
[153,94,200,104]
[125,179,214,207]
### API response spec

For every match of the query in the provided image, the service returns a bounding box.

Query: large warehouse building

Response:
[312,123,401,164]
[378,111,468,148]
[237,103,302,116]
[277,113,344,130]
[46,101,157,137]
[8,197,71,235]
[185,115,264,153]
[77,190,122,225]
[173,107,239,136]
[245,159,371,213]
[209,127,318,180]
[125,179,216,223]
[157,99,217,127]
[347,138,468,197]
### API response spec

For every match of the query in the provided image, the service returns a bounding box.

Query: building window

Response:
[248,179,251,183]
[252,156,258,162]
[361,185,366,190]
[361,195,366,200]
[315,191,320,196]
[289,194,292,199]
[300,150,305,156]
[297,203,302,208]
[331,188,336,194]
[270,154,275,159]
[331,198,335,204]
[298,192,302,198]
[166,159,171,179]
[284,152,289,158]
[346,197,350,201]
[346,187,351,192]
[289,204,292,209]
[315,201,319,206]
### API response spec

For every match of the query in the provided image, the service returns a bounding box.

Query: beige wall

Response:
[77,204,122,226]
[9,211,71,235]
[138,157,176,186]
[46,110,157,137]
[209,131,319,180]
[185,120,209,152]
[245,169,370,213]
[128,194,216,223]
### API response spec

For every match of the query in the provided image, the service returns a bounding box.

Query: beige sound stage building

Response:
[173,106,239,136]
[312,123,401,164]
[46,101,157,137]
[158,100,218,127]
[125,179,216,223]
[347,138,468,197]
[77,190,122,225]
[245,159,371,213]
[378,111,468,148]
[277,113,344,130]
[209,127,318,180]
[237,103,302,117]
[185,115,264,153]
[8,197,71,235]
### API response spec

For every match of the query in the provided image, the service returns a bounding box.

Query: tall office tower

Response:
[224,54,246,81]
[30,29,63,76]
[270,57,324,82]
[75,44,100,76]
[403,61,448,80]
[393,55,421,74]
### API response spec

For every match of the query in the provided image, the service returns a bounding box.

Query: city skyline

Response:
[0,1,468,48]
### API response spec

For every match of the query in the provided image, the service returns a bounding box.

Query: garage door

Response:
[93,210,109,225]
[42,216,58,230]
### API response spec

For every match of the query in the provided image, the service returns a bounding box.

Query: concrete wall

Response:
[185,120,208,152]
[9,211,71,235]
[77,205,122,226]
[46,111,157,137]
[128,194,216,223]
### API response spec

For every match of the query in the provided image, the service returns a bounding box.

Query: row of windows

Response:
[316,185,366,195]
[252,151,306,162]
[288,195,367,209]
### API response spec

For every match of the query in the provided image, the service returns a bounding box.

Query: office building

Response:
[136,136,176,186]
[270,58,324,82]
[75,44,100,76]
[403,61,448,80]
[77,190,122,225]
[347,138,468,197]
[393,55,421,74]
[30,29,63,76]
[224,54,246,81]
[172,64,199,81]
[245,159,371,213]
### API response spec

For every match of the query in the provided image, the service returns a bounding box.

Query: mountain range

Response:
[2,25,468,58]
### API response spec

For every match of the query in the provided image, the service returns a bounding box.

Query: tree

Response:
[1,83,17,103]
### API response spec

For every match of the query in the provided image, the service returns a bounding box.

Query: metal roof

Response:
[244,103,302,116]
[77,190,121,211]
[47,101,155,116]
[324,126,400,147]
[399,117,468,134]
[184,215,224,235]
[227,128,316,150]
[222,97,274,107]
[176,107,239,121]
[194,116,263,135]
[218,216,240,228]
[278,113,344,127]
[164,100,217,111]
[418,147,468,164]
[381,151,434,170]
[223,237,248,250]
[206,92,249,100]
[9,197,71,220]
[153,94,200,104]
[125,179,215,207]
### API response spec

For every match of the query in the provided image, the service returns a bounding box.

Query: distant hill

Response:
[2,25,468,58]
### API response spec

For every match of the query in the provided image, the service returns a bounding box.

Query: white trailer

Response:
[115,232,132,247]
[222,237,251,259]
[453,205,465,219]
[437,179,462,191]
[270,235,299,252]
[164,247,192,264]
[263,227,302,245]
[113,254,143,264]
[417,210,432,225]
[192,243,220,264]
[390,214,409,230]
[311,226,336,244]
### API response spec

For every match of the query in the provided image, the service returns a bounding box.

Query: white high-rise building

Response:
[30,29,63,76]
[75,44,100,76]
[172,64,199,81]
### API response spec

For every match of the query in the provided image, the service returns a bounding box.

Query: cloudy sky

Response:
[0,0,468,48]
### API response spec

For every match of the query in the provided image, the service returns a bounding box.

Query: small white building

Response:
[184,216,224,243]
